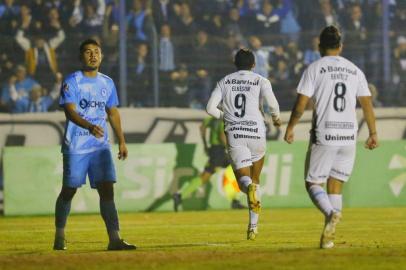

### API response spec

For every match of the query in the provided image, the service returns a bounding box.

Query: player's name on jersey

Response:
[232,85,251,91]
[325,134,355,141]
[320,66,357,75]
[224,79,259,86]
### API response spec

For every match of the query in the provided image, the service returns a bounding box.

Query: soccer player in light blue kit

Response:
[53,39,136,251]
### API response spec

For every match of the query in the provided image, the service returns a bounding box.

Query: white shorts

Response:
[226,132,266,170]
[305,144,356,184]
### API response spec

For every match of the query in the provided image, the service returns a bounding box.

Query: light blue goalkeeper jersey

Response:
[59,71,119,154]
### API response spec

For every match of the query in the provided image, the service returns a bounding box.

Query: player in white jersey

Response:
[206,49,281,240]
[284,26,379,249]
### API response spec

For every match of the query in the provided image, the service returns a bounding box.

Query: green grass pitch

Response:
[0,208,405,270]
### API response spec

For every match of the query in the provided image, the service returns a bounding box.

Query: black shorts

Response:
[204,145,230,174]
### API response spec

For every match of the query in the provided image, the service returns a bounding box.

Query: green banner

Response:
[4,141,406,216]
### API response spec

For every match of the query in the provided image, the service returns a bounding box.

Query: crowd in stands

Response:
[0,0,405,113]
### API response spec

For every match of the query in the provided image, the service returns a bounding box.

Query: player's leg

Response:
[54,153,88,250]
[321,145,355,248]
[305,144,337,217]
[327,178,344,213]
[245,156,265,239]
[173,170,212,212]
[54,186,77,250]
[90,149,136,250]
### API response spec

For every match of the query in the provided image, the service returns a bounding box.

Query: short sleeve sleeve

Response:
[297,67,315,97]
[356,71,371,97]
[59,79,78,106]
[106,80,119,108]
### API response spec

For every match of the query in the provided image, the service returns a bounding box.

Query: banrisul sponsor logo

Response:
[225,79,259,85]
[79,99,106,109]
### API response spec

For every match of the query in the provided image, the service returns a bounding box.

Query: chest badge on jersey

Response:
[101,88,107,97]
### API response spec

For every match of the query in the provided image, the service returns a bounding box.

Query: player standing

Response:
[172,116,245,211]
[53,39,136,251]
[284,26,378,249]
[206,49,281,240]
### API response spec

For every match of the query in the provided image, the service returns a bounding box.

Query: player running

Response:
[206,48,281,240]
[284,25,379,249]
[172,116,245,211]
[53,39,136,251]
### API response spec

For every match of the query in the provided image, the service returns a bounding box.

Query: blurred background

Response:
[0,0,405,113]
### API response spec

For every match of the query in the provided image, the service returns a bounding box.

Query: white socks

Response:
[238,176,252,194]
[328,194,342,213]
[308,185,334,217]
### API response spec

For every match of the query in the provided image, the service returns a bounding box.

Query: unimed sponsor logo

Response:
[325,134,355,141]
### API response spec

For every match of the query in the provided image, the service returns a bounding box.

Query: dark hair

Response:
[234,48,255,70]
[79,39,101,55]
[319,25,341,51]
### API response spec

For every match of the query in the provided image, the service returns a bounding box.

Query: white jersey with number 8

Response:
[297,56,371,146]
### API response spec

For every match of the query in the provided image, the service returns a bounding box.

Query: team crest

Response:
[101,88,107,97]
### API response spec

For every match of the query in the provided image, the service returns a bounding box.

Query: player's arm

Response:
[284,94,310,144]
[63,103,104,138]
[261,79,281,127]
[106,106,128,160]
[206,83,223,119]
[358,96,379,150]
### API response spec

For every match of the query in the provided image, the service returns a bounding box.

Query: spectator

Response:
[303,36,321,66]
[127,42,152,107]
[152,0,175,29]
[190,30,216,109]
[206,13,227,37]
[0,49,15,87]
[15,21,65,90]
[168,63,192,107]
[311,0,340,33]
[225,7,248,44]
[392,36,406,106]
[30,0,48,26]
[171,1,197,64]
[343,3,367,71]
[392,2,406,40]
[159,24,176,72]
[81,0,106,36]
[249,35,271,78]
[1,65,40,113]
[285,41,304,79]
[254,0,281,43]
[0,0,20,36]
[127,0,153,43]
[275,0,301,42]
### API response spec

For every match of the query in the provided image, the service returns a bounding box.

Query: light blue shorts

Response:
[63,148,116,189]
